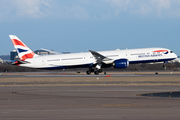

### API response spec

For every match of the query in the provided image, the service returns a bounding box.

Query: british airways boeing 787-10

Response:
[9,35,177,75]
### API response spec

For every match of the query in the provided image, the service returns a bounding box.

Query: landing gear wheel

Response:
[98,69,103,73]
[90,69,94,72]
[86,68,95,75]
[94,71,99,75]
[86,70,91,75]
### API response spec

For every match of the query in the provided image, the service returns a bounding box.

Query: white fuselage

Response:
[20,48,177,69]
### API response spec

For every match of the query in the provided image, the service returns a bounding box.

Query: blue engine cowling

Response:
[113,59,129,68]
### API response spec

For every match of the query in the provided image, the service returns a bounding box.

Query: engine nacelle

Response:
[113,59,129,68]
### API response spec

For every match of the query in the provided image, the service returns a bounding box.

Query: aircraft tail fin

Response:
[9,35,38,61]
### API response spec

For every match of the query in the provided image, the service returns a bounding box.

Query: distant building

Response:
[10,50,19,60]
[62,52,71,54]
[34,50,50,55]
[10,49,54,60]
[0,55,10,60]
[0,58,3,63]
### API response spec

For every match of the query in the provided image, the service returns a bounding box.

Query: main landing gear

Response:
[86,68,103,75]
[86,63,103,75]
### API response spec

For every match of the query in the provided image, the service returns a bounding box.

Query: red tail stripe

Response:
[12,39,26,47]
[20,52,35,61]
[153,50,168,52]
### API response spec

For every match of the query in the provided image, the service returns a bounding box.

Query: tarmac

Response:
[0,72,180,120]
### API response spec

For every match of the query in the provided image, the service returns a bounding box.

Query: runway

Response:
[0,86,180,120]
[0,72,180,119]
[0,74,141,78]
[1,74,180,78]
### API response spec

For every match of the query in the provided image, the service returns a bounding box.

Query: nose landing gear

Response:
[163,64,167,70]
[163,61,168,70]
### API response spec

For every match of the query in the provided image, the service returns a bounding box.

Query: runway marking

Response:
[25,74,142,77]
[101,104,144,107]
[1,83,180,87]
[1,74,180,78]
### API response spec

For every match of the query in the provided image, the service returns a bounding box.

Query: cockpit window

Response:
[170,51,173,53]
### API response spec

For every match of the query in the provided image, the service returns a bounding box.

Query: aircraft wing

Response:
[88,50,112,64]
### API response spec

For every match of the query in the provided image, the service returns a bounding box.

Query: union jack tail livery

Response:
[9,35,38,61]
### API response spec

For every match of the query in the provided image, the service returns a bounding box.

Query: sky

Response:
[0,0,180,55]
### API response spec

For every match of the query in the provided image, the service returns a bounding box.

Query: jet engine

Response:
[113,59,129,68]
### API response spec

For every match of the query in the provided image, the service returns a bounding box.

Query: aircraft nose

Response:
[174,53,178,58]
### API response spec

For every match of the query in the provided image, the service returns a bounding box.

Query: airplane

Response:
[9,35,177,75]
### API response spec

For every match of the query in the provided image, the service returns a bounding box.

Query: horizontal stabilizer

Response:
[12,60,30,65]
